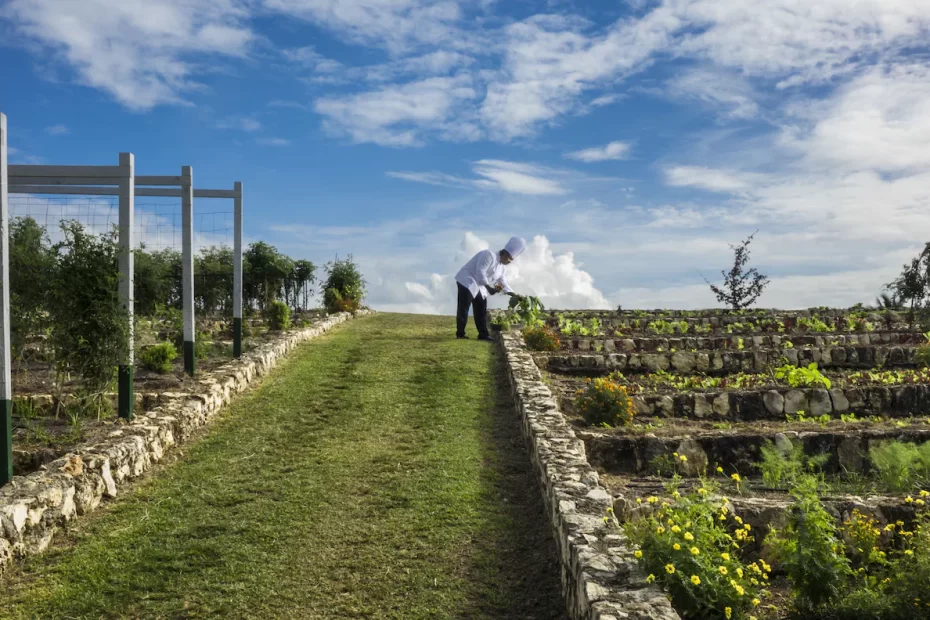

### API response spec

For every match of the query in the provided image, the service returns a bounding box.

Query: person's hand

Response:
[485,285,498,296]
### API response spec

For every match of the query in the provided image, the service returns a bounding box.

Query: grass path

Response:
[1,314,565,620]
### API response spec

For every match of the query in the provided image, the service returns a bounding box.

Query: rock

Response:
[784,390,808,414]
[670,351,695,373]
[830,389,850,413]
[763,391,785,415]
[675,439,708,476]
[809,389,833,416]
[837,436,864,473]
[58,455,83,477]
[694,395,714,418]
[641,354,670,372]
[619,339,636,352]
[695,353,710,372]
[713,394,730,416]
[655,395,674,417]
[774,433,793,455]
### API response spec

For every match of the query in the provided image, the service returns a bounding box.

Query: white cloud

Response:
[666,68,758,119]
[388,159,587,195]
[282,46,344,73]
[44,124,70,136]
[267,100,309,110]
[216,116,262,132]
[664,166,765,193]
[4,0,254,109]
[262,0,467,54]
[565,141,630,162]
[314,75,479,146]
[256,137,291,146]
[590,93,622,107]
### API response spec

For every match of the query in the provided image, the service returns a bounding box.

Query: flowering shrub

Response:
[574,378,635,427]
[523,325,560,351]
[625,482,768,619]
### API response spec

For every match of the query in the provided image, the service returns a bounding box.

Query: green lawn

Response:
[1,313,565,620]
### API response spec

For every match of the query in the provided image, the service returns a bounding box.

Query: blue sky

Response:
[2,0,930,313]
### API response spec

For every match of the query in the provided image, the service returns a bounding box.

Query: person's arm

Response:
[497,273,514,294]
[473,250,498,294]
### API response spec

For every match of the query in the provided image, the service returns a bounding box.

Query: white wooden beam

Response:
[117,153,135,420]
[135,175,182,186]
[233,182,243,358]
[181,166,195,375]
[8,185,120,196]
[8,165,122,178]
[0,113,12,485]
[7,176,123,186]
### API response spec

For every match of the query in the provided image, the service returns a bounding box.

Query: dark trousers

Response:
[456,283,489,338]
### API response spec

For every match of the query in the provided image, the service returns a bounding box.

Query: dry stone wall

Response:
[0,311,369,576]
[498,332,680,620]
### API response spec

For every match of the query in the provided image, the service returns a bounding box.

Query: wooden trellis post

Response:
[118,152,135,420]
[0,113,12,485]
[181,166,195,375]
[233,181,243,358]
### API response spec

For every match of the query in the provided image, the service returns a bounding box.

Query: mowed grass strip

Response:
[2,313,566,620]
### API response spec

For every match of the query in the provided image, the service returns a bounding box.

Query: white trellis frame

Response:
[0,112,243,486]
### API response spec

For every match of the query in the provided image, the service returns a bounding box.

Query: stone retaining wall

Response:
[624,384,930,420]
[498,332,680,620]
[544,343,919,375]
[584,427,930,477]
[0,311,368,576]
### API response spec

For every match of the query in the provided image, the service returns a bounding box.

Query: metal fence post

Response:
[118,152,135,420]
[0,114,12,485]
[233,182,243,358]
[181,166,195,375]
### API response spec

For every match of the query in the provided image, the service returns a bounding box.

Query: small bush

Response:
[765,475,851,611]
[523,325,560,351]
[322,256,365,314]
[140,342,178,374]
[625,481,768,619]
[575,378,635,427]
[265,300,291,331]
[917,343,930,369]
[869,440,930,493]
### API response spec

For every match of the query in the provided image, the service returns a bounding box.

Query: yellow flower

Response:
[719,566,728,575]
[717,466,724,474]
[921,490,929,497]
[918,499,926,506]
[636,498,642,504]
[744,524,752,531]
[752,598,761,607]
[647,496,659,504]
[646,574,655,583]
[734,585,745,596]
[736,568,744,578]
[886,524,896,532]
[731,473,741,482]
[719,514,727,521]
[656,527,666,534]
[673,543,681,551]
[734,516,743,524]
[906,496,914,504]
[721,553,731,561]
[634,550,643,559]
[698,488,708,496]
[665,564,676,574]
[905,550,914,556]
[679,454,688,462]
[671,525,682,533]
[725,607,732,619]
[690,547,700,556]
[691,575,701,585]
[684,532,695,541]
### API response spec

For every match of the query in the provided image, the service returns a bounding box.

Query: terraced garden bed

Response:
[513,305,930,619]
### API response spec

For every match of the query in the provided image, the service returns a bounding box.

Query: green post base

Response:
[184,341,196,376]
[1,399,12,486]
[233,318,242,358]
[118,366,134,421]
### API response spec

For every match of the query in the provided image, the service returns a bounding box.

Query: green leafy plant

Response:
[624,481,768,619]
[765,474,852,612]
[755,441,829,488]
[265,300,291,331]
[798,317,834,333]
[574,378,635,427]
[140,342,178,374]
[508,294,545,327]
[868,440,930,493]
[775,362,832,389]
[917,334,930,369]
[523,325,560,351]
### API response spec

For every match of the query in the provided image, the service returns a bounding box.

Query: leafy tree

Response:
[287,259,316,311]
[9,217,54,360]
[322,255,365,314]
[134,247,181,316]
[195,245,234,315]
[884,241,930,327]
[703,232,769,310]
[48,222,128,410]
[244,242,292,311]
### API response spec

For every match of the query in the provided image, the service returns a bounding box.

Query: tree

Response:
[703,232,769,310]
[244,242,292,310]
[195,246,234,315]
[9,217,55,360]
[884,241,930,327]
[288,260,316,311]
[134,247,181,316]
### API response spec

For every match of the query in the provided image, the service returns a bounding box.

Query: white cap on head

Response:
[504,236,526,259]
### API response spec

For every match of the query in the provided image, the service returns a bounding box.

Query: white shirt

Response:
[455,249,513,299]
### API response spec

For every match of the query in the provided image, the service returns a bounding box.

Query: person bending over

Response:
[454,236,526,340]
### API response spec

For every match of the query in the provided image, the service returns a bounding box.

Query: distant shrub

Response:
[917,340,930,369]
[523,325,560,351]
[575,378,635,427]
[265,300,291,331]
[869,440,930,493]
[140,342,178,374]
[323,256,365,314]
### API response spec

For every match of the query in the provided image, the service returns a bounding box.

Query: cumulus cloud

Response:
[565,141,631,162]
[388,160,574,195]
